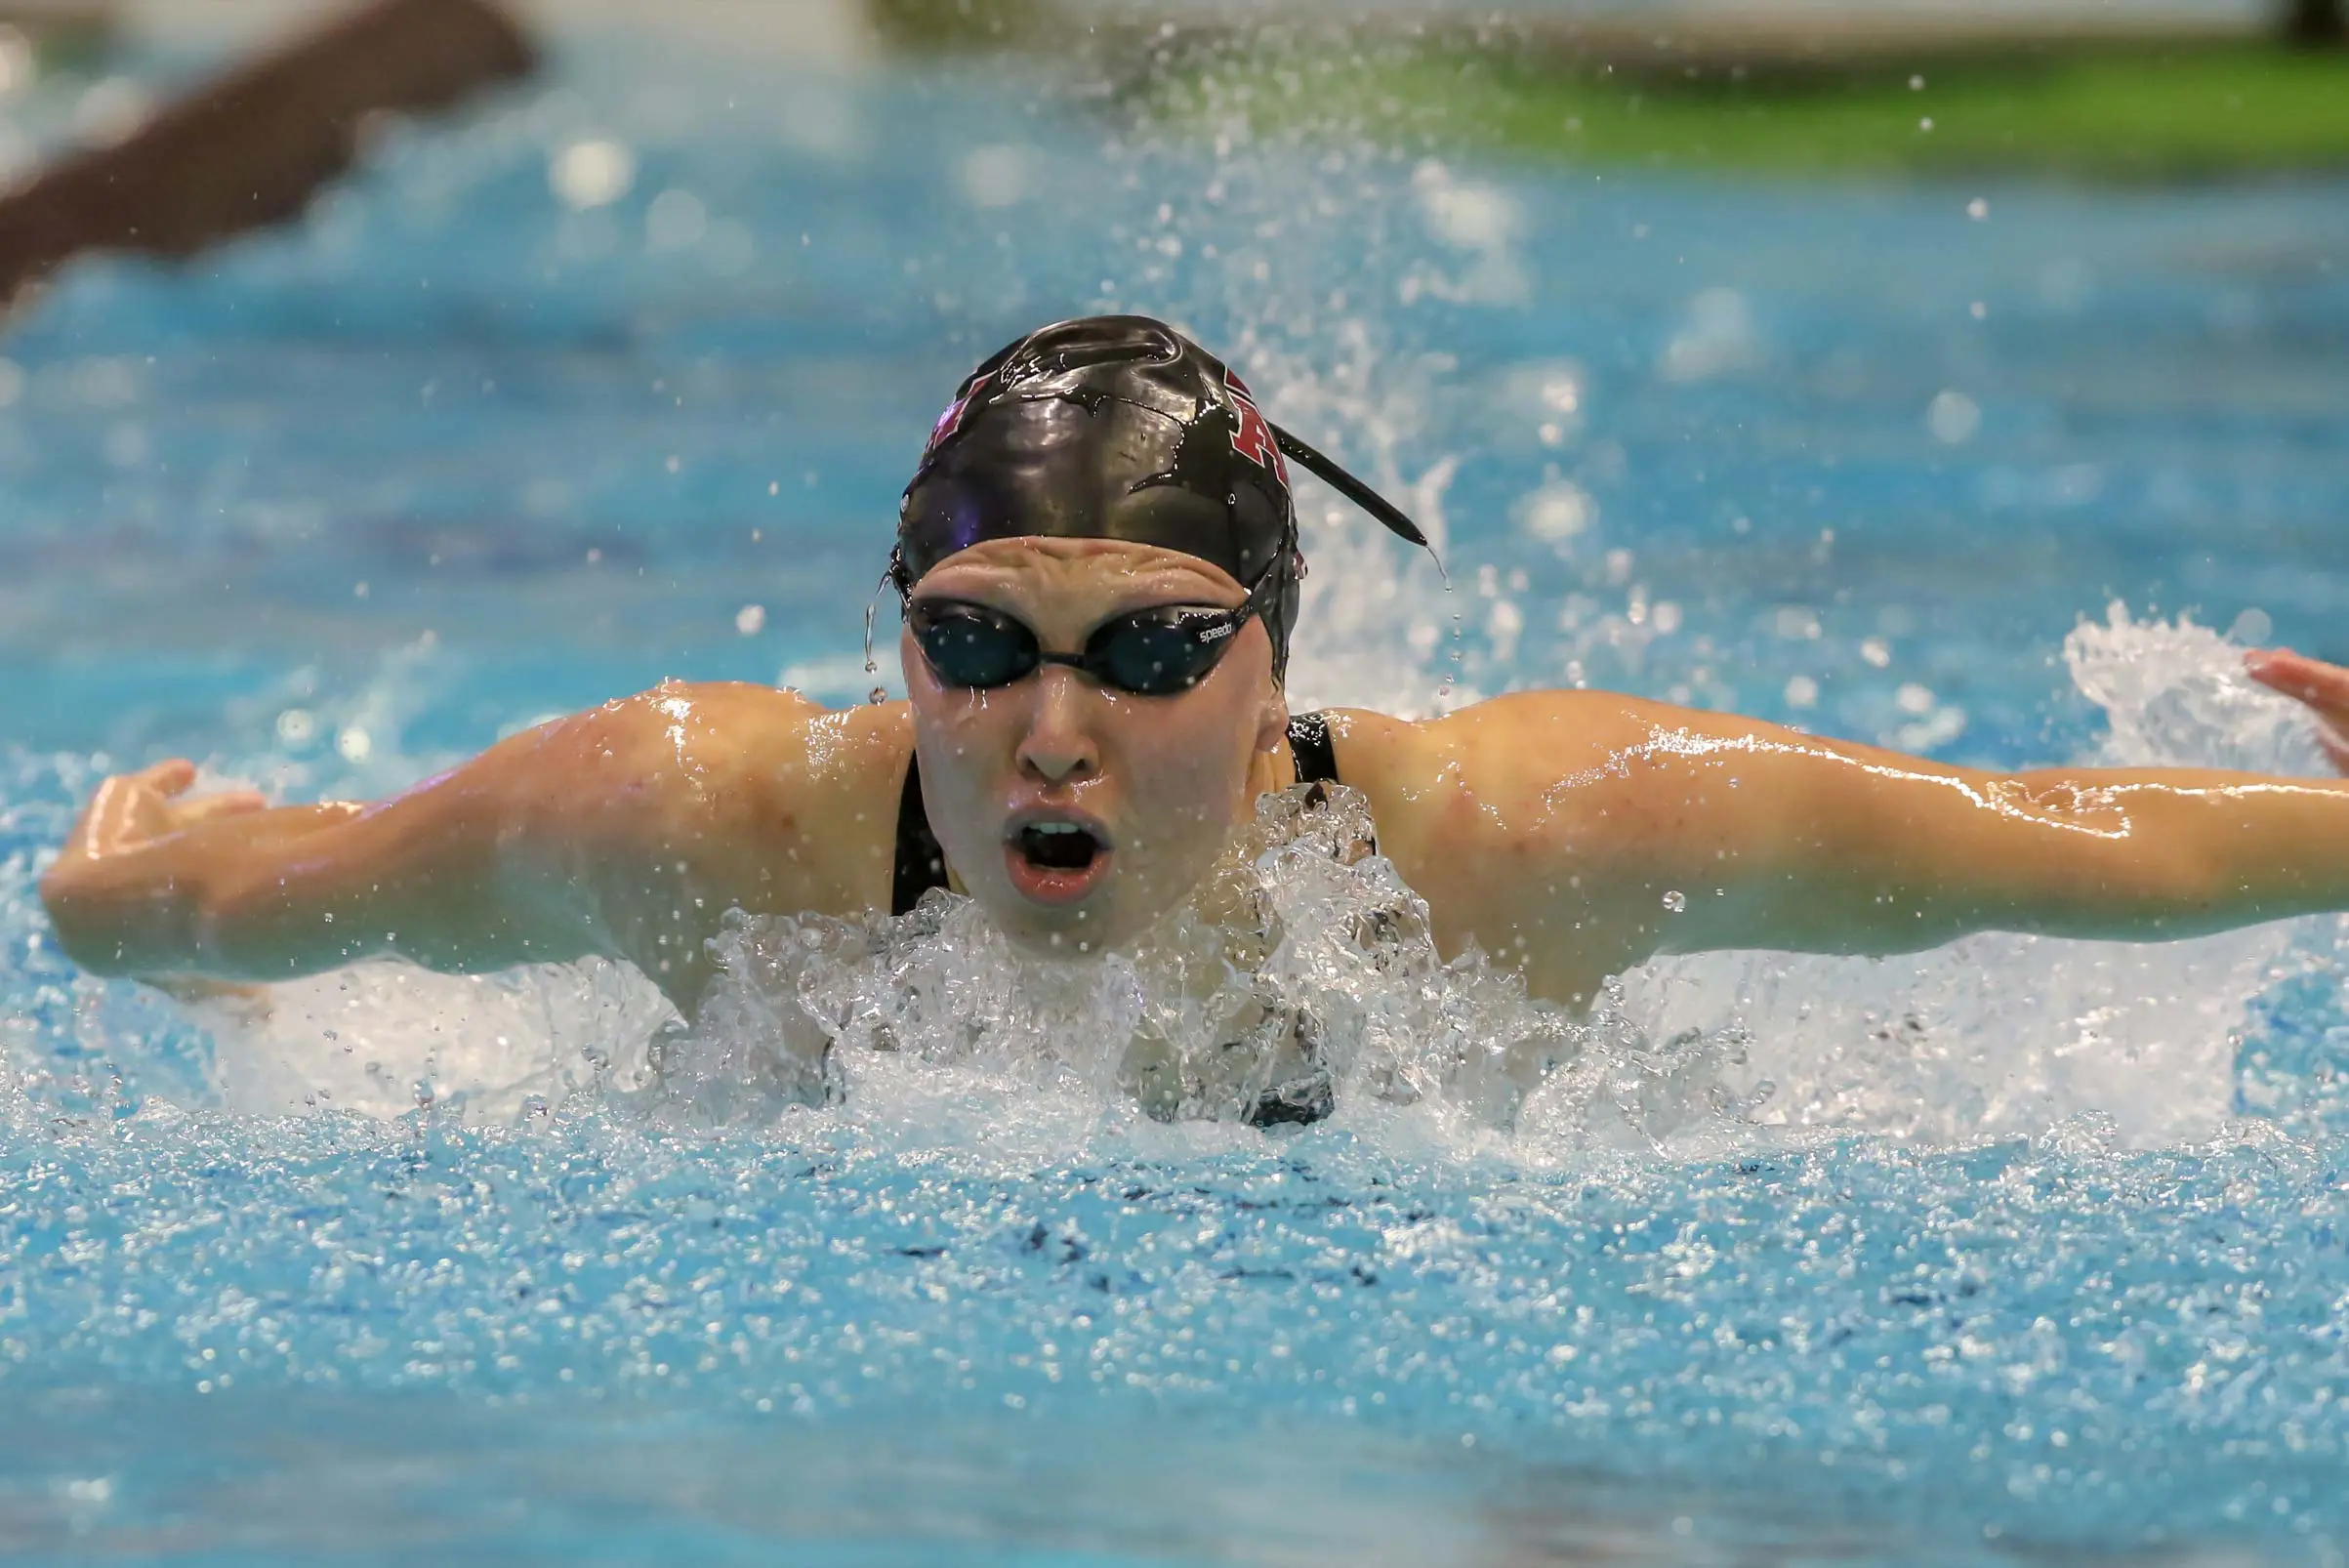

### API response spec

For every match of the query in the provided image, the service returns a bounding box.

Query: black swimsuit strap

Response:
[1287,711,1339,788]
[889,712,1340,918]
[891,750,949,917]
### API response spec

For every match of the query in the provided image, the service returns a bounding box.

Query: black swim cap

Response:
[894,314,1429,681]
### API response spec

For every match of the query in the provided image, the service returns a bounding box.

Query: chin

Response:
[970,824,1230,956]
[996,905,1118,959]
[990,876,1185,959]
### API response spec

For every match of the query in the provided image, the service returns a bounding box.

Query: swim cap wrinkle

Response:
[897,313,1432,681]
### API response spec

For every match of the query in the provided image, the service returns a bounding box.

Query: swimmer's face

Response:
[902,537,1287,954]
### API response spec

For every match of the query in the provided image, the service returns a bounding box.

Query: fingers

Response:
[2246,648,2349,702]
[2246,649,2349,724]
[2247,650,2349,776]
[73,770,170,858]
[132,758,199,797]
[71,763,261,858]
[2321,724,2349,778]
[173,789,269,825]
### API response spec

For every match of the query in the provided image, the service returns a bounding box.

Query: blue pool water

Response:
[4,26,2349,1564]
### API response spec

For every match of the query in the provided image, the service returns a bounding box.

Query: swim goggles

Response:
[907,557,1284,697]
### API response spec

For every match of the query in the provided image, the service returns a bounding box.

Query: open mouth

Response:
[1017,821,1102,872]
[1005,817,1111,905]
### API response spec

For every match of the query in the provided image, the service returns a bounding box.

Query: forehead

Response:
[913,537,1243,601]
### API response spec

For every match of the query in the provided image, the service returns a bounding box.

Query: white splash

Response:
[197,958,672,1122]
[669,782,1684,1156]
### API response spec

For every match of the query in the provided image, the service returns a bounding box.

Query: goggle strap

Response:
[1269,422,1433,551]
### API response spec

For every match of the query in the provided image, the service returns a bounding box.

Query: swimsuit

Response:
[890,712,1341,916]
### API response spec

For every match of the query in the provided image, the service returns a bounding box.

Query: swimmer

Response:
[39,315,2349,1036]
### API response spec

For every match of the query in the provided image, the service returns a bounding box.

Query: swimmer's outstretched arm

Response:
[1339,649,2349,1009]
[38,683,905,1011]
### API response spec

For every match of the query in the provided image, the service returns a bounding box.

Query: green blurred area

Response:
[866,0,2349,181]
[865,0,1045,52]
[1140,40,2349,181]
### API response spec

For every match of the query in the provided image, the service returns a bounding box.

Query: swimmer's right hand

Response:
[43,760,285,1001]
[58,759,271,865]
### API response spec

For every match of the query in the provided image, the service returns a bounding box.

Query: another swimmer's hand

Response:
[2246,649,2349,774]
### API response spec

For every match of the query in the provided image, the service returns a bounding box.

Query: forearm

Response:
[1956,767,2349,937]
[42,796,591,983]
[1771,765,2349,953]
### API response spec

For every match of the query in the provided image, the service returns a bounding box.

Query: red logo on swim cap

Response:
[926,369,992,454]
[1223,372,1289,485]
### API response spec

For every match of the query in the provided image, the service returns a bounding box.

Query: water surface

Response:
[3,29,2348,1566]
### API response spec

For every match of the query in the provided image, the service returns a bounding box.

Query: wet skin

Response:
[37,541,2349,1017]
[899,540,1291,959]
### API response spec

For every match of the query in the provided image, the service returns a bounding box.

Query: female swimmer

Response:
[40,316,2349,1040]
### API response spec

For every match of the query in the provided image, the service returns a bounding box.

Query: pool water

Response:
[4,25,2349,1565]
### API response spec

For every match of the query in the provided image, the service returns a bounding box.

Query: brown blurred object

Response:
[0,0,536,311]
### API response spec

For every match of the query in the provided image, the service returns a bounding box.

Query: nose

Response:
[1015,666,1100,785]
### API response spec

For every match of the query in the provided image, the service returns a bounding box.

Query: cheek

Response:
[908,683,1021,802]
[1112,691,1258,818]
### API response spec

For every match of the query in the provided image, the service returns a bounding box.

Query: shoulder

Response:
[1318,691,1741,866]
[1318,692,1663,805]
[515,681,908,796]
[498,682,912,900]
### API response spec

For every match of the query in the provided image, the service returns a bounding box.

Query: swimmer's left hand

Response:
[2246,648,2349,774]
